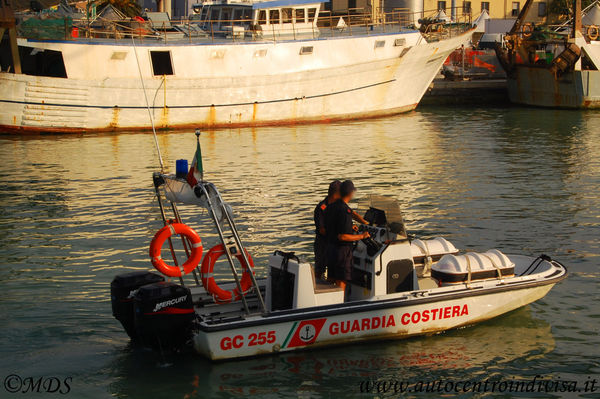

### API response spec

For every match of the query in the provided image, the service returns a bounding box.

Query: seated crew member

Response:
[313,180,341,280]
[325,180,369,299]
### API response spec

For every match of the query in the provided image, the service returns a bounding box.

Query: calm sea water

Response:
[0,106,599,398]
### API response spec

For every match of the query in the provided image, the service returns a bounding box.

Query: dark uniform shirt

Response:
[313,197,330,277]
[313,197,328,236]
[324,199,354,247]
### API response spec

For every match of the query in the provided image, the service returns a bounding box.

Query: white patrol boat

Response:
[110,136,567,361]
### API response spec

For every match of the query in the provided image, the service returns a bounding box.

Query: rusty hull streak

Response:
[109,107,120,128]
[0,104,419,135]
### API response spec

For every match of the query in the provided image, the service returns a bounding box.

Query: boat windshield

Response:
[356,194,407,236]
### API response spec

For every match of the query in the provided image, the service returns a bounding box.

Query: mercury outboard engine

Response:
[111,271,165,339]
[133,281,195,350]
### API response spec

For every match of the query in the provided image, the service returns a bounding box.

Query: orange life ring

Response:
[149,223,203,277]
[200,244,254,304]
[588,25,599,41]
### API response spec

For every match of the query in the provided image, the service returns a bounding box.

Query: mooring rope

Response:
[132,37,165,171]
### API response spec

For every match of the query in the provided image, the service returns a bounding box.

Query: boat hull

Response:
[507,65,600,109]
[0,31,471,133]
[194,281,555,361]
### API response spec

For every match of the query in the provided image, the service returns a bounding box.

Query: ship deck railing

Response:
[17,7,473,44]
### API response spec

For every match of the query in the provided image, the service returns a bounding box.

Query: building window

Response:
[538,2,547,16]
[481,1,490,11]
[295,8,305,23]
[269,9,280,24]
[150,51,173,76]
[463,1,472,13]
[511,2,520,17]
[438,1,446,11]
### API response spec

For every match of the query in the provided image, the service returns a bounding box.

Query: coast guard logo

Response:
[285,318,327,348]
[299,324,316,342]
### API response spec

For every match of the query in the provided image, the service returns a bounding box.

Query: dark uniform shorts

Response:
[327,244,353,282]
[314,235,327,277]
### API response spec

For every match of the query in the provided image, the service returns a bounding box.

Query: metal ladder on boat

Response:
[152,172,266,315]
[194,181,267,315]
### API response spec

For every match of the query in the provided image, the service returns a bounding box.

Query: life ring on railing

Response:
[149,223,203,277]
[132,16,149,37]
[588,25,599,41]
[522,22,534,38]
[200,244,254,304]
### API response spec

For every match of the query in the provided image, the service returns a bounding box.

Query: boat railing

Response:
[17,7,473,43]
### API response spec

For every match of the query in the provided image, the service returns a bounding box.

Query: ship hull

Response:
[194,281,558,361]
[0,31,471,133]
[507,65,600,109]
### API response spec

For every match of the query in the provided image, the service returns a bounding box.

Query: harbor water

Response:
[0,106,599,398]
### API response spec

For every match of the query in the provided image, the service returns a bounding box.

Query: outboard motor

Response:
[133,281,195,350]
[111,271,165,339]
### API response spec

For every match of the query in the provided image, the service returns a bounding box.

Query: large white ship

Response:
[0,0,472,133]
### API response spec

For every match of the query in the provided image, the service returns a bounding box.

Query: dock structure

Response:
[421,78,508,105]
[0,0,21,74]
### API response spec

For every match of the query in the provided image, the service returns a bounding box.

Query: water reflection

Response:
[0,106,598,398]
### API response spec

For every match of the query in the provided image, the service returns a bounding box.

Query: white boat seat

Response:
[266,252,344,310]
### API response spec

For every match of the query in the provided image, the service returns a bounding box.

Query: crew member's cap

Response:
[328,180,342,196]
[340,180,356,197]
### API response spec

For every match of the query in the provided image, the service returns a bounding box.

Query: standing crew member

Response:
[313,180,341,280]
[325,180,370,299]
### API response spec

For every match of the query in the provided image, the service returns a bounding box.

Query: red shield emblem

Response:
[286,319,327,348]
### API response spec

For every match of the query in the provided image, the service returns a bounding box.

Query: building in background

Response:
[422,0,547,22]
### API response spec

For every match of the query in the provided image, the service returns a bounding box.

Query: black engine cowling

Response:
[111,271,165,339]
[133,281,195,349]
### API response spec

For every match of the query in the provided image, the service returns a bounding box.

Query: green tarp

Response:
[18,17,73,40]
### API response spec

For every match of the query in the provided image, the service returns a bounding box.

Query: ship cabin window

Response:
[221,7,232,23]
[255,4,320,27]
[258,10,267,24]
[511,1,520,16]
[300,46,313,55]
[270,9,280,24]
[210,8,220,21]
[13,47,67,78]
[233,8,251,25]
[282,8,292,23]
[150,51,173,76]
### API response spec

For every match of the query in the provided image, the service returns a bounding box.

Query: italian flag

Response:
[186,133,204,187]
